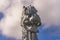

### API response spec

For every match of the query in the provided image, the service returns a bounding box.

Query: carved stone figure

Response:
[21,5,41,40]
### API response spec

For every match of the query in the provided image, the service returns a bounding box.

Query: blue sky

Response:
[0,24,60,40]
[0,12,4,21]
[0,34,16,40]
[0,0,60,40]
[37,25,60,40]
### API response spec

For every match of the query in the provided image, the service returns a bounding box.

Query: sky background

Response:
[0,0,60,40]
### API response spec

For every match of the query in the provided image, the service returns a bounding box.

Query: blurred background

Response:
[0,0,60,40]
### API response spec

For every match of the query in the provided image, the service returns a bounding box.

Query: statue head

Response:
[23,5,36,17]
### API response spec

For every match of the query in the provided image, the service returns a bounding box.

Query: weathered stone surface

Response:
[21,5,41,40]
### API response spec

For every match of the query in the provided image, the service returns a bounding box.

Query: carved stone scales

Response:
[21,5,41,40]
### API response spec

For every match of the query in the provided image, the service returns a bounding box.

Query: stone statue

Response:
[21,5,41,40]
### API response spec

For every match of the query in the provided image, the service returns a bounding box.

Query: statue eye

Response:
[0,12,4,20]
